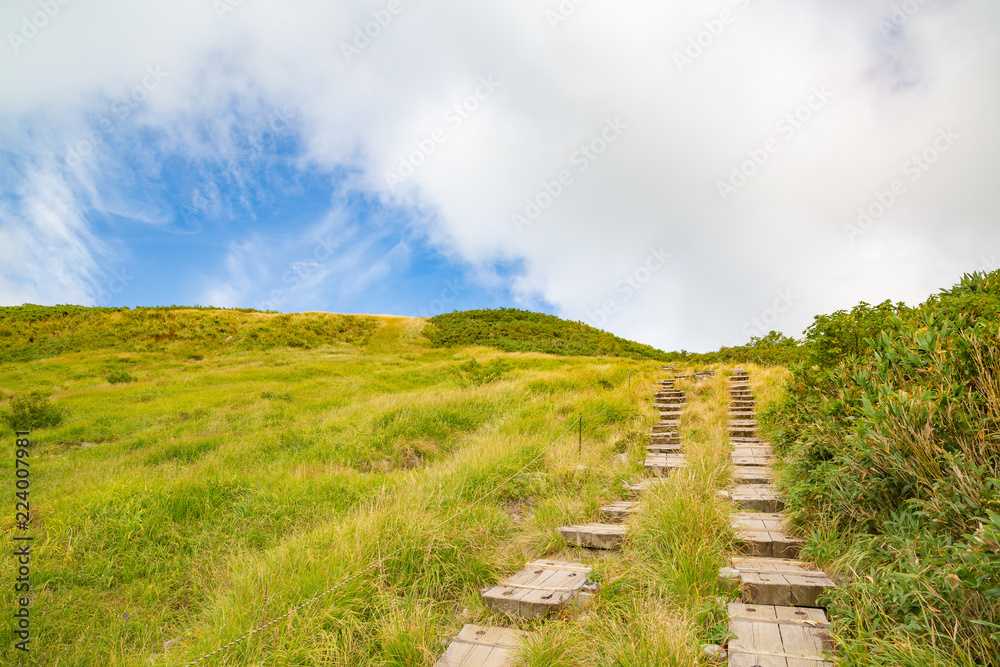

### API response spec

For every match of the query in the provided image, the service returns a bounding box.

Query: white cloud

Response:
[1,0,998,349]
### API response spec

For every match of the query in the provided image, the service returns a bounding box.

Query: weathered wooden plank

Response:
[720,485,784,512]
[727,604,833,667]
[732,513,802,558]
[732,454,776,467]
[732,445,773,455]
[600,501,640,521]
[730,438,766,446]
[732,465,772,484]
[481,560,592,619]
[623,477,668,496]
[645,453,687,476]
[435,625,533,667]
[558,523,626,550]
[726,559,834,608]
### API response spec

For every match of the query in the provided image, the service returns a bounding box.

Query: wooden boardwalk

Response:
[723,370,835,665]
[438,368,835,665]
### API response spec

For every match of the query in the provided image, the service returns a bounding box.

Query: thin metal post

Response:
[578,414,583,458]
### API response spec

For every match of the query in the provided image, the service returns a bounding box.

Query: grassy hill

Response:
[0,306,743,666]
[0,305,379,364]
[426,308,672,361]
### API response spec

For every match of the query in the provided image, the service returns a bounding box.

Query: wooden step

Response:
[558,523,627,550]
[719,485,784,513]
[721,557,834,608]
[652,422,681,431]
[732,444,773,453]
[481,560,592,618]
[645,453,686,476]
[730,437,766,446]
[435,625,534,667]
[647,443,682,454]
[727,603,834,667]
[732,513,802,558]
[623,477,668,496]
[599,501,640,522]
[649,433,680,443]
[731,452,775,467]
[729,427,758,439]
[732,465,772,484]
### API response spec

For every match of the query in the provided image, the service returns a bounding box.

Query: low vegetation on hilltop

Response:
[762,271,1000,665]
[0,305,379,363]
[426,308,672,361]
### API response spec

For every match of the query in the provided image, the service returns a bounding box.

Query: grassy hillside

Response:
[0,305,379,364]
[426,308,671,361]
[0,307,754,666]
[762,271,1000,666]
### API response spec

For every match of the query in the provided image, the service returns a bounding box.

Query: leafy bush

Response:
[1,390,64,430]
[695,330,804,366]
[107,369,134,384]
[458,359,510,386]
[763,271,1000,663]
[426,308,671,360]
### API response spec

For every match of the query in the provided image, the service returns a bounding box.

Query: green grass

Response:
[0,309,743,665]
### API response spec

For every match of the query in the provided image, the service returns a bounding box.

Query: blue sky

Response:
[1,0,998,351]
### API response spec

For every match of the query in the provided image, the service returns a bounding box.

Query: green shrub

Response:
[426,308,670,360]
[763,270,1000,663]
[107,369,134,384]
[1,390,64,430]
[458,359,510,386]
